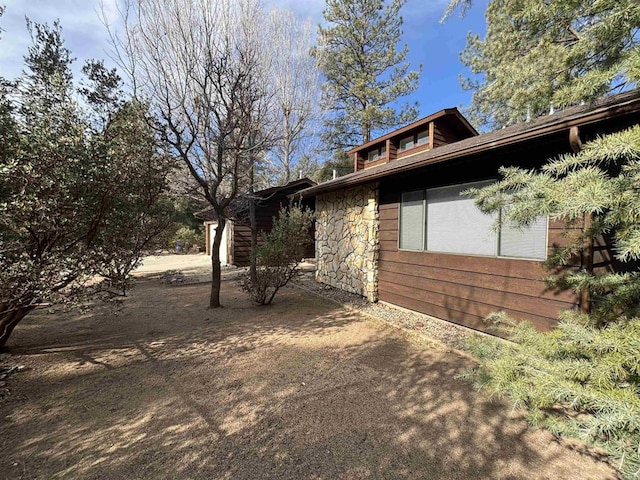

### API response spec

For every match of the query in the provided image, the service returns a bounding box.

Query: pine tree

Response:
[463,120,640,479]
[313,0,421,150]
[459,0,640,129]
[448,1,640,475]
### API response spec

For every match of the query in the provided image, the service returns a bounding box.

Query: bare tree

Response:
[108,0,273,307]
[260,9,322,186]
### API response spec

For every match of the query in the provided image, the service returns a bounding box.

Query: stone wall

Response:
[315,183,379,301]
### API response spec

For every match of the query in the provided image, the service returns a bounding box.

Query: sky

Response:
[0,0,488,118]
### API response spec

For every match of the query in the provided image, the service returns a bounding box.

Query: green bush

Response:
[463,312,640,478]
[462,120,640,479]
[242,206,314,305]
[169,226,205,253]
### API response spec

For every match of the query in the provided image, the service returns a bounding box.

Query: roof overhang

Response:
[346,108,478,155]
[300,90,640,198]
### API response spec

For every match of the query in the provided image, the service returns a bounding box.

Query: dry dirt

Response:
[0,278,616,479]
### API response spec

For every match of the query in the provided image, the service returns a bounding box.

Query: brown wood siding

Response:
[431,120,460,147]
[363,157,387,169]
[396,143,431,160]
[232,186,315,267]
[387,139,397,162]
[377,159,581,334]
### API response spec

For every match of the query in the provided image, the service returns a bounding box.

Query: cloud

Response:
[0,0,120,81]
[266,0,325,24]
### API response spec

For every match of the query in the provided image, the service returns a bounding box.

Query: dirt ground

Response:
[0,276,616,479]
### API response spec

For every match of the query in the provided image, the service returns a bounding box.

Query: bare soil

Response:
[0,278,616,479]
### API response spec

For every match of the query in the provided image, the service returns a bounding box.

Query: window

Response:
[399,136,414,151]
[398,181,548,260]
[399,130,429,152]
[499,212,548,260]
[416,130,429,146]
[426,182,498,256]
[399,191,425,250]
[367,145,386,162]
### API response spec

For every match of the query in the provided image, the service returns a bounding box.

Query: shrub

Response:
[463,312,640,479]
[462,121,640,479]
[170,226,205,253]
[242,206,314,305]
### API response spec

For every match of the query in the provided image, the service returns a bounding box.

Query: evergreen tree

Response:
[314,151,354,183]
[446,1,640,475]
[0,19,173,347]
[313,0,421,150]
[459,0,640,129]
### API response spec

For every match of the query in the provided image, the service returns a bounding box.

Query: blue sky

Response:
[0,0,488,117]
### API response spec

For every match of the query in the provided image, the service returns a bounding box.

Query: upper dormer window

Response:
[399,130,429,152]
[367,145,386,162]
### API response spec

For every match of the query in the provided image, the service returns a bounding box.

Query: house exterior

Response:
[195,178,315,267]
[299,92,640,334]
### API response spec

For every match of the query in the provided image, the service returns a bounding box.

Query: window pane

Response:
[499,215,547,259]
[367,146,385,162]
[400,191,425,250]
[399,136,414,151]
[426,182,497,255]
[416,130,429,146]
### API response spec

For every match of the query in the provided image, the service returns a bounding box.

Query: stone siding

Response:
[316,183,379,301]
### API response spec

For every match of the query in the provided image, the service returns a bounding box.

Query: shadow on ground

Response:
[0,280,615,479]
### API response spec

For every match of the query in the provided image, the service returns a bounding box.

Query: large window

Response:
[399,181,548,260]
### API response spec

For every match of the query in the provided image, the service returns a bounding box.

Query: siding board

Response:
[378,270,572,319]
[377,191,579,333]
[379,290,556,332]
[379,261,576,303]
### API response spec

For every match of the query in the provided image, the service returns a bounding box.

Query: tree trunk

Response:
[209,217,226,308]
[0,304,35,348]
[283,114,291,184]
[249,171,258,285]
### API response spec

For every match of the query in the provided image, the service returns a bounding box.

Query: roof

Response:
[300,90,640,197]
[346,108,478,155]
[250,177,316,198]
[194,177,316,221]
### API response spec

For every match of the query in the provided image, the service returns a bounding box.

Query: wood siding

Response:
[376,138,582,334]
[378,200,579,332]
[431,120,460,148]
[232,187,315,267]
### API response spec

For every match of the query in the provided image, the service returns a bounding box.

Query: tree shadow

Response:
[0,280,616,479]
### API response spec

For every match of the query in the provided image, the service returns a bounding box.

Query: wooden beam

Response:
[570,126,592,313]
[569,125,583,153]
[428,121,434,150]
[580,214,593,313]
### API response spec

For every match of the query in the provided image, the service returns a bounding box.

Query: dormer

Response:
[349,108,478,172]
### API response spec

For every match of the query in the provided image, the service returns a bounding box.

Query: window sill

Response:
[396,247,546,262]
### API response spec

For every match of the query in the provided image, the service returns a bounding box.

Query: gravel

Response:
[292,271,483,352]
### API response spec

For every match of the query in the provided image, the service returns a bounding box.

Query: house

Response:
[298,91,640,334]
[195,178,316,267]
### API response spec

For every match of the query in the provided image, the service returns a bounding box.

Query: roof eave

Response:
[300,91,640,198]
[346,108,474,155]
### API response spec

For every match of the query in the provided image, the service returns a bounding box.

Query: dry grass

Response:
[0,278,616,479]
